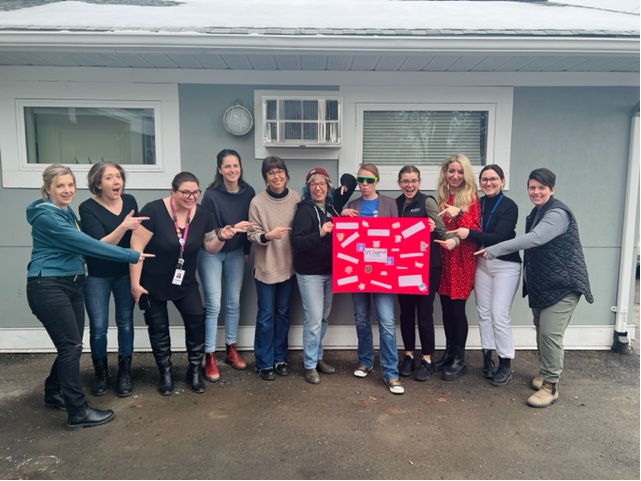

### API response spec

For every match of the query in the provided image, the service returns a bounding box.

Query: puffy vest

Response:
[396,192,441,269]
[523,197,593,308]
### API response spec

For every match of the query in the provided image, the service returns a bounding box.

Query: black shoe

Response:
[158,365,174,396]
[316,360,336,374]
[67,405,115,431]
[304,368,320,384]
[415,359,433,382]
[186,365,205,394]
[116,355,133,397]
[399,355,415,377]
[258,368,275,381]
[433,345,455,372]
[91,357,109,396]
[482,349,496,379]
[491,357,513,386]
[274,362,290,376]
[442,347,467,381]
[44,391,66,411]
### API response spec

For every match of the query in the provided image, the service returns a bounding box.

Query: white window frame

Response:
[341,86,513,191]
[0,81,180,189]
[254,90,341,161]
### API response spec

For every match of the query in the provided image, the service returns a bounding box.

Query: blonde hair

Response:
[40,164,76,201]
[436,154,478,211]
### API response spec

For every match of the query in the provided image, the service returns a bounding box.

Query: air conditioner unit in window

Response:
[262,97,341,147]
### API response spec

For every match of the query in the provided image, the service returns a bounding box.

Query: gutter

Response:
[611,103,640,353]
[0,32,638,56]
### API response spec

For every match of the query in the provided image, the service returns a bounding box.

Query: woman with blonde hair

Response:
[433,154,481,380]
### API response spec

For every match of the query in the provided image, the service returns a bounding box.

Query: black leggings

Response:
[439,294,469,348]
[398,267,441,355]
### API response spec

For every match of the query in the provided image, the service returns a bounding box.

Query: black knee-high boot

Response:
[145,311,173,396]
[183,313,205,394]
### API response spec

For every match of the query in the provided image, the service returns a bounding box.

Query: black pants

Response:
[398,267,441,355]
[143,285,206,367]
[27,276,87,415]
[439,294,469,348]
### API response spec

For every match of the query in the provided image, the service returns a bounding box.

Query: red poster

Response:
[332,217,432,295]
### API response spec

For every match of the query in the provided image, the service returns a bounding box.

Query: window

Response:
[23,106,156,166]
[362,109,488,167]
[263,97,341,147]
[0,82,180,189]
[340,86,513,190]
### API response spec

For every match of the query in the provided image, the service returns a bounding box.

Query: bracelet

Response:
[215,228,226,242]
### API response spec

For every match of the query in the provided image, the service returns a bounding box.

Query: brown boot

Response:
[204,353,220,382]
[531,372,544,390]
[527,381,558,408]
[224,344,247,370]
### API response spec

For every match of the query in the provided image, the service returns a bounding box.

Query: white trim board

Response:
[0,324,634,353]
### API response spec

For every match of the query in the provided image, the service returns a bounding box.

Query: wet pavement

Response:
[1,280,638,479]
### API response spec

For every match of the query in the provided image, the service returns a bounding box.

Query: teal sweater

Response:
[26,199,139,277]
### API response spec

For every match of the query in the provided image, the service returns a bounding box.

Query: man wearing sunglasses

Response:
[341,163,404,395]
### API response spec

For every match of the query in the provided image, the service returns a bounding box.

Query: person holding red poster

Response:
[291,168,356,384]
[395,165,458,382]
[433,154,481,380]
[342,163,404,395]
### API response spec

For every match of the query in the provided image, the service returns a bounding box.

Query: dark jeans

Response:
[398,266,441,355]
[253,277,295,370]
[27,275,87,415]
[439,294,469,348]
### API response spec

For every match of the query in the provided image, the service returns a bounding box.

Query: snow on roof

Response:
[0,0,638,35]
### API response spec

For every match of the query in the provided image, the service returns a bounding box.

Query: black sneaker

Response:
[274,362,290,376]
[399,355,415,377]
[258,368,276,381]
[415,359,433,382]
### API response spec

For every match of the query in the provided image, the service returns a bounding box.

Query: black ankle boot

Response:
[433,344,455,372]
[442,346,467,381]
[491,357,513,386]
[116,355,133,397]
[186,364,205,394]
[44,390,66,411]
[482,349,495,379]
[91,358,109,396]
[67,403,115,431]
[158,364,174,396]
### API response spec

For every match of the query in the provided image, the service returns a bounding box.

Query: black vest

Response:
[396,192,441,269]
[523,197,593,308]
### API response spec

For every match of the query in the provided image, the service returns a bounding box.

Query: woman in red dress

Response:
[434,154,480,380]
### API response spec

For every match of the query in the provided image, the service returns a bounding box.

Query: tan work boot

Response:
[531,372,543,390]
[527,381,558,408]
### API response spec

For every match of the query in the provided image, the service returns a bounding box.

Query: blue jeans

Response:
[27,276,87,415]
[297,273,333,369]
[197,248,245,352]
[352,292,399,382]
[253,277,295,370]
[84,275,135,358]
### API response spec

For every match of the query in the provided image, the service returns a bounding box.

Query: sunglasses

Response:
[357,176,378,185]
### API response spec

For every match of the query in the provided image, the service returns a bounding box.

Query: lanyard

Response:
[169,198,191,265]
[481,193,504,232]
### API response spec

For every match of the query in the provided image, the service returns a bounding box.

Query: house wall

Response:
[0,76,637,351]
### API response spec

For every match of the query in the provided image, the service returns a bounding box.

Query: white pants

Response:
[474,257,521,358]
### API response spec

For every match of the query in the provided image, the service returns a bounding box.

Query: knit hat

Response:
[306,167,330,184]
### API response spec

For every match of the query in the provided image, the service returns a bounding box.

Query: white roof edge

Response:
[0,32,638,55]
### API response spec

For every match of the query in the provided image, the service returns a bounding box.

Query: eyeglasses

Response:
[357,176,378,185]
[309,181,327,189]
[480,176,500,184]
[399,179,420,186]
[266,169,285,178]
[176,189,201,199]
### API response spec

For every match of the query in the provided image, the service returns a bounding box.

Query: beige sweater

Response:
[248,189,301,284]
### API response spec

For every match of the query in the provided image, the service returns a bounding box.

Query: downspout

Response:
[611,102,640,353]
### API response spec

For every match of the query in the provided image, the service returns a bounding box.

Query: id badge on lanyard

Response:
[170,199,191,286]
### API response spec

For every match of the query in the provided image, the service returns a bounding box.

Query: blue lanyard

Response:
[481,193,504,232]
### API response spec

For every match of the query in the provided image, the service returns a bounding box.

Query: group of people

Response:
[26,151,592,430]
